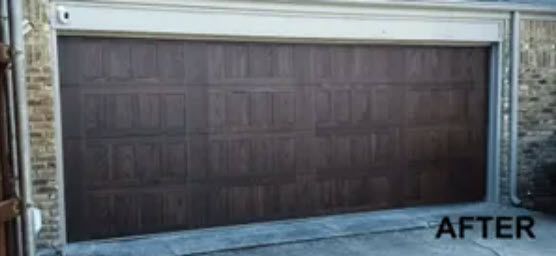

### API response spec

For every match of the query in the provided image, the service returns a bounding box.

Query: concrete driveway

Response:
[42,203,556,256]
[204,215,556,256]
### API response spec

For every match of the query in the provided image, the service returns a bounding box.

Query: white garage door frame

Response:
[49,0,522,245]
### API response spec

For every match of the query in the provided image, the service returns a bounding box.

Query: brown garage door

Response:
[59,37,488,241]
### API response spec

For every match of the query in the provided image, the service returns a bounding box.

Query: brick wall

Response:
[18,0,556,251]
[23,0,62,249]
[519,19,556,211]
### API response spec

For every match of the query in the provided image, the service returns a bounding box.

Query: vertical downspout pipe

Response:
[8,0,36,255]
[510,11,522,206]
[1,0,24,255]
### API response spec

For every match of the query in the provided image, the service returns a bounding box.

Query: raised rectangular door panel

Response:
[59,37,489,241]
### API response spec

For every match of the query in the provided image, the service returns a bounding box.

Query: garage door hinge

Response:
[0,198,21,222]
[0,43,10,69]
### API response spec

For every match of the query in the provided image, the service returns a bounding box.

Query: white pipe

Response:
[1,0,24,255]
[8,0,36,255]
[510,11,522,206]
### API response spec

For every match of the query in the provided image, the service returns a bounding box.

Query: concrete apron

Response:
[46,202,531,256]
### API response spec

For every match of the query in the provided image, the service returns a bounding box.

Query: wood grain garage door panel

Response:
[60,37,489,241]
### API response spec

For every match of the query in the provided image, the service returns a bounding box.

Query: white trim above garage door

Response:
[52,0,507,43]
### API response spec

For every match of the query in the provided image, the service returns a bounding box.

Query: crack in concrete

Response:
[163,241,182,256]
[468,239,503,256]
[182,226,430,256]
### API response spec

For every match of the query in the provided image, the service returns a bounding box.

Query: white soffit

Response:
[53,1,506,43]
